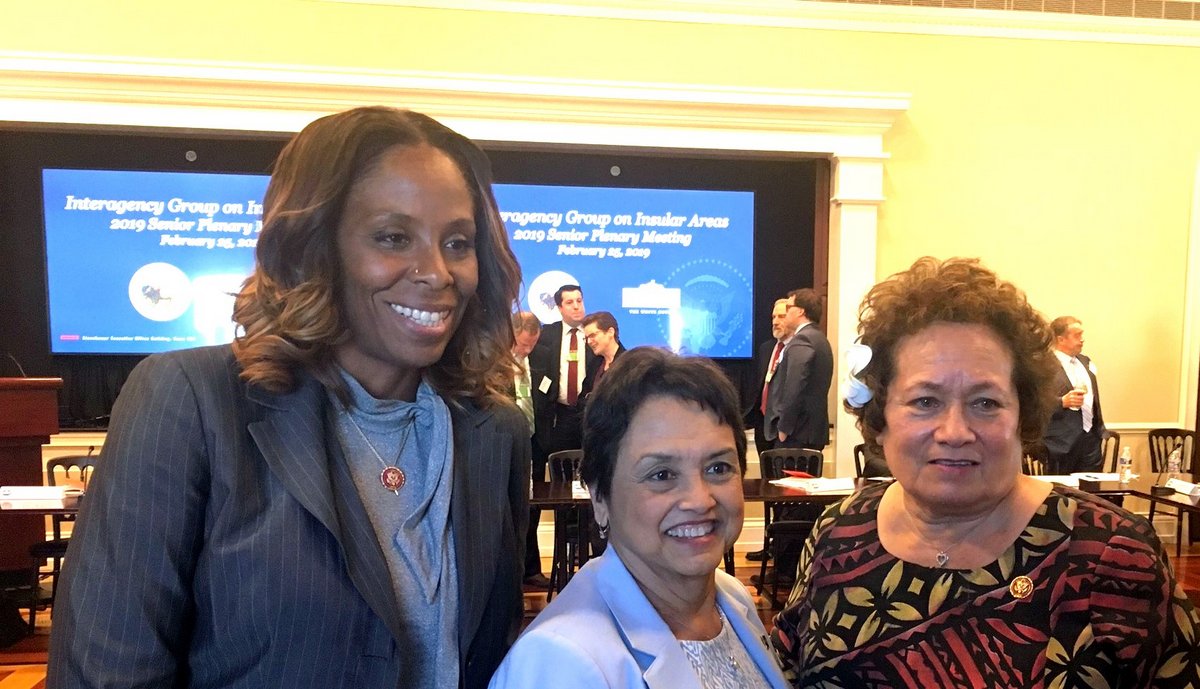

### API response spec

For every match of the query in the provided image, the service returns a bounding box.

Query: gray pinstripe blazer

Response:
[47,345,529,688]
[764,323,833,448]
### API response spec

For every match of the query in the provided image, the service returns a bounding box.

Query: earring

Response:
[598,522,609,539]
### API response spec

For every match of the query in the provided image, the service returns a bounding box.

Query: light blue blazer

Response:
[488,549,789,689]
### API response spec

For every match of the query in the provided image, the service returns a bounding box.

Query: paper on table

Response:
[571,480,591,499]
[1071,472,1122,482]
[0,485,82,509]
[769,477,857,493]
[1030,475,1080,487]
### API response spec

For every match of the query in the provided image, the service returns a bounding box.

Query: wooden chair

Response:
[1100,429,1122,473]
[27,453,96,629]
[1021,442,1049,476]
[1021,454,1048,476]
[853,443,890,479]
[1148,429,1198,557]
[757,448,824,607]
[546,449,588,601]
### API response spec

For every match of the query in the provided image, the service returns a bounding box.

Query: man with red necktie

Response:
[526,285,595,587]
[529,284,598,477]
[746,297,793,563]
[752,298,794,457]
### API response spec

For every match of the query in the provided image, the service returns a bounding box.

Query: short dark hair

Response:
[1050,316,1081,338]
[581,347,746,504]
[848,257,1057,450]
[554,284,582,307]
[581,311,619,339]
[789,288,824,325]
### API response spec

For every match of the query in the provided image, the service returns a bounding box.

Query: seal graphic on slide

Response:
[128,262,192,322]
[660,258,752,357]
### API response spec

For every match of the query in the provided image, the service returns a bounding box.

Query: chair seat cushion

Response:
[29,539,70,558]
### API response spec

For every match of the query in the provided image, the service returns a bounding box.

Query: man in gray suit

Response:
[754,289,834,585]
[765,288,834,450]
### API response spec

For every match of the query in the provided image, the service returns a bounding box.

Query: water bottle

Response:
[1167,444,1183,483]
[1118,446,1133,484]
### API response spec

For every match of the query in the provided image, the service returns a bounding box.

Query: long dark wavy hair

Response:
[232,106,522,405]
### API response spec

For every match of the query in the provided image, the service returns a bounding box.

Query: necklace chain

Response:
[904,503,999,569]
[344,411,414,495]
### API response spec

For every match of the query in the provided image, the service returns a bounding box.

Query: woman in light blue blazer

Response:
[489,348,789,689]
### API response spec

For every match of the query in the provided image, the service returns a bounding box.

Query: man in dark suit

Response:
[747,297,794,563]
[765,288,834,450]
[752,298,794,456]
[528,284,597,480]
[756,289,834,583]
[1043,316,1106,473]
[512,311,549,587]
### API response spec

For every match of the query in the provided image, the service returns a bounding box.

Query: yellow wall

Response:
[4,1,1198,425]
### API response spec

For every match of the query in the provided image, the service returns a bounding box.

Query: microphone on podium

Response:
[2,351,28,377]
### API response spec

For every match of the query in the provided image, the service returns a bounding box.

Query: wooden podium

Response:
[0,378,61,570]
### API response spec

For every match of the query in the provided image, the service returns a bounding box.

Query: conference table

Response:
[531,476,1200,512]
[6,478,1190,605]
[530,475,1198,576]
[529,478,870,508]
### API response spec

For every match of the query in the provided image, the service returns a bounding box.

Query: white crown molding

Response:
[328,0,1200,47]
[0,51,908,146]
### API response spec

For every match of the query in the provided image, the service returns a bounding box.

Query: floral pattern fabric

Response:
[772,482,1200,688]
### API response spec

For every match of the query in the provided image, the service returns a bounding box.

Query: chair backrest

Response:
[46,454,97,490]
[853,443,891,479]
[548,449,584,483]
[1021,454,1048,476]
[1147,428,1197,474]
[760,448,824,480]
[1020,441,1050,476]
[1100,429,1121,474]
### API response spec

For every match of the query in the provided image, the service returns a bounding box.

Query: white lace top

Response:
[678,610,773,689]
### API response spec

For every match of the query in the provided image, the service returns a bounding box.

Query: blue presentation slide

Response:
[42,168,269,354]
[42,171,754,358]
[495,183,754,358]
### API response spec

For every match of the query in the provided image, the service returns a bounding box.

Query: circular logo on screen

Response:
[527,270,580,324]
[659,259,752,357]
[128,262,192,322]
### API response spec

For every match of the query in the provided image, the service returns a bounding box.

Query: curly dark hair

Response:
[231,106,521,405]
[849,257,1057,450]
[580,347,746,504]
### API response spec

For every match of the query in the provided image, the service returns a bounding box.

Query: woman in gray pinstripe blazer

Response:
[49,107,529,689]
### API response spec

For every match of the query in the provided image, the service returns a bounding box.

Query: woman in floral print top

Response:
[772,257,1200,687]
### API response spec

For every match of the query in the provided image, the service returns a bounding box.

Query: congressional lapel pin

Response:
[1009,575,1034,599]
